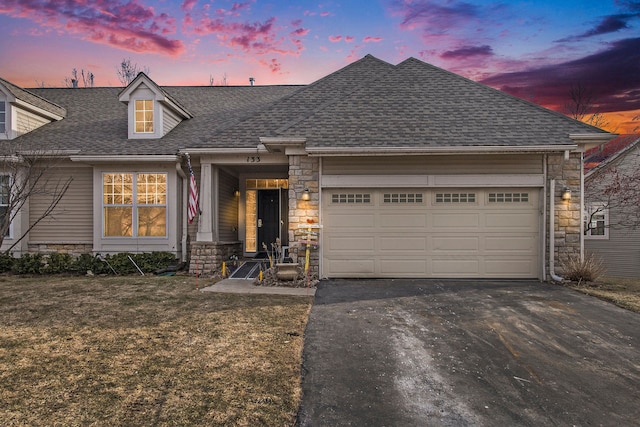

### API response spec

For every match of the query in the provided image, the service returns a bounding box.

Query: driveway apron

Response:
[296,279,640,426]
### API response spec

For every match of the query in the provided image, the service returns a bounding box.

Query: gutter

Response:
[549,179,564,282]
[305,145,579,156]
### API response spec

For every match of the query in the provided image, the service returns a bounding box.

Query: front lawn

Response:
[0,275,312,426]
[567,276,640,313]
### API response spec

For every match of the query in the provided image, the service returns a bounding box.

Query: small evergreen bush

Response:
[12,253,45,275]
[0,252,15,273]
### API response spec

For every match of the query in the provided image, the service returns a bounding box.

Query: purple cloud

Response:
[441,45,494,59]
[0,0,185,55]
[480,37,640,113]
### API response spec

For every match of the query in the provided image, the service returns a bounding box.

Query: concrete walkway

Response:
[201,278,316,296]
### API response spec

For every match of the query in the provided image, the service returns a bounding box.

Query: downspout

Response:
[549,178,564,282]
[176,162,188,263]
[542,155,547,280]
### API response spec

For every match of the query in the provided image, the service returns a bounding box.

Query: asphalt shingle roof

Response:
[3,55,609,156]
[274,57,608,148]
[19,85,300,155]
[0,77,67,118]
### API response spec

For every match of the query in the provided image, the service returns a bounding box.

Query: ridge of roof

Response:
[0,77,67,118]
[275,56,610,148]
[193,54,396,146]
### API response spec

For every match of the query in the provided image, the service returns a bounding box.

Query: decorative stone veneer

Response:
[189,241,242,276]
[547,152,582,278]
[288,155,320,276]
[27,243,94,257]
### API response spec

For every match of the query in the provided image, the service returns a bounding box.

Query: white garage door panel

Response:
[380,259,428,275]
[326,236,375,251]
[432,236,480,251]
[432,213,480,228]
[485,236,536,252]
[432,258,480,275]
[379,213,427,228]
[331,214,376,228]
[323,188,540,278]
[379,236,427,251]
[327,259,376,275]
[485,212,537,228]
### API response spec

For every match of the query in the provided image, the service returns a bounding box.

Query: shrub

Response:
[43,252,74,274]
[563,254,606,283]
[12,253,45,275]
[0,252,15,273]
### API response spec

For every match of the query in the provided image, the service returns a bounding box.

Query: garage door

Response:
[322,188,540,278]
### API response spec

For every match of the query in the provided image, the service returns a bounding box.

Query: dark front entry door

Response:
[258,189,280,249]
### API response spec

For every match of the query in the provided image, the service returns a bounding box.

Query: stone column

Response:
[288,155,320,276]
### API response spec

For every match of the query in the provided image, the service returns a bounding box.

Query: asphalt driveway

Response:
[296,279,640,426]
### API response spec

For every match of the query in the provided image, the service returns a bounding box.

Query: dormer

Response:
[118,73,192,140]
[0,78,66,140]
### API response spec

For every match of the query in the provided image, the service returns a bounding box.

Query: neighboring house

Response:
[584,135,640,277]
[0,55,614,280]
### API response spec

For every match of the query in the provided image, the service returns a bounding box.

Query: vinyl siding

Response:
[586,222,640,278]
[16,108,50,136]
[585,145,640,277]
[29,163,93,243]
[218,169,239,242]
[162,106,181,135]
[322,154,543,175]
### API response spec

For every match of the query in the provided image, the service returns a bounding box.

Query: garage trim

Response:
[321,174,544,188]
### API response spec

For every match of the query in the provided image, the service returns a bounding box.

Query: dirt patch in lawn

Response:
[0,275,312,426]
[565,276,640,313]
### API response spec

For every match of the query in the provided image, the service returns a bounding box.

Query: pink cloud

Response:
[329,35,343,42]
[363,36,383,43]
[260,58,282,74]
[345,36,355,43]
[185,11,306,56]
[0,0,185,56]
[181,0,197,12]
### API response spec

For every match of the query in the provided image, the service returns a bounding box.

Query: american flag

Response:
[186,154,199,223]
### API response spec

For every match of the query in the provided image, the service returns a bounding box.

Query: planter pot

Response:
[276,263,298,281]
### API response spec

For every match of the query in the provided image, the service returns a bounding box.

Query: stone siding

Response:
[189,241,242,276]
[27,243,94,257]
[547,152,582,277]
[288,155,320,277]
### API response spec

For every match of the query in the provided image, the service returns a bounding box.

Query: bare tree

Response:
[0,150,72,253]
[117,58,150,86]
[585,138,640,234]
[64,68,94,88]
[565,82,614,131]
[209,72,228,86]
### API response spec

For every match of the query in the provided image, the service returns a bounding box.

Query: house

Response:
[584,135,640,277]
[0,55,615,280]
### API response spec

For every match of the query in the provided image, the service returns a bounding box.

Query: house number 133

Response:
[246,156,261,163]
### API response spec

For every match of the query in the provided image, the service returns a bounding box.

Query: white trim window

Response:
[0,174,10,237]
[0,100,6,134]
[585,203,609,239]
[134,100,154,133]
[103,173,167,237]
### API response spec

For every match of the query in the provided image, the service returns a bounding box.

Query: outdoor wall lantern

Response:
[301,188,311,201]
[562,188,572,201]
[233,189,240,197]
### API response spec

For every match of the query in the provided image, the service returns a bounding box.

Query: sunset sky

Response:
[0,0,638,133]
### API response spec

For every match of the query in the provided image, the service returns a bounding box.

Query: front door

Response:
[257,189,280,250]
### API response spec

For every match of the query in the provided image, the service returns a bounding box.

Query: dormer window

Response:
[119,73,192,139]
[135,100,154,133]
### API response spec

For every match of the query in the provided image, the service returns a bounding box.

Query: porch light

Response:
[233,189,240,197]
[562,188,572,201]
[301,188,311,201]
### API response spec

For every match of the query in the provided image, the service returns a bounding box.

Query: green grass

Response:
[0,275,312,426]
